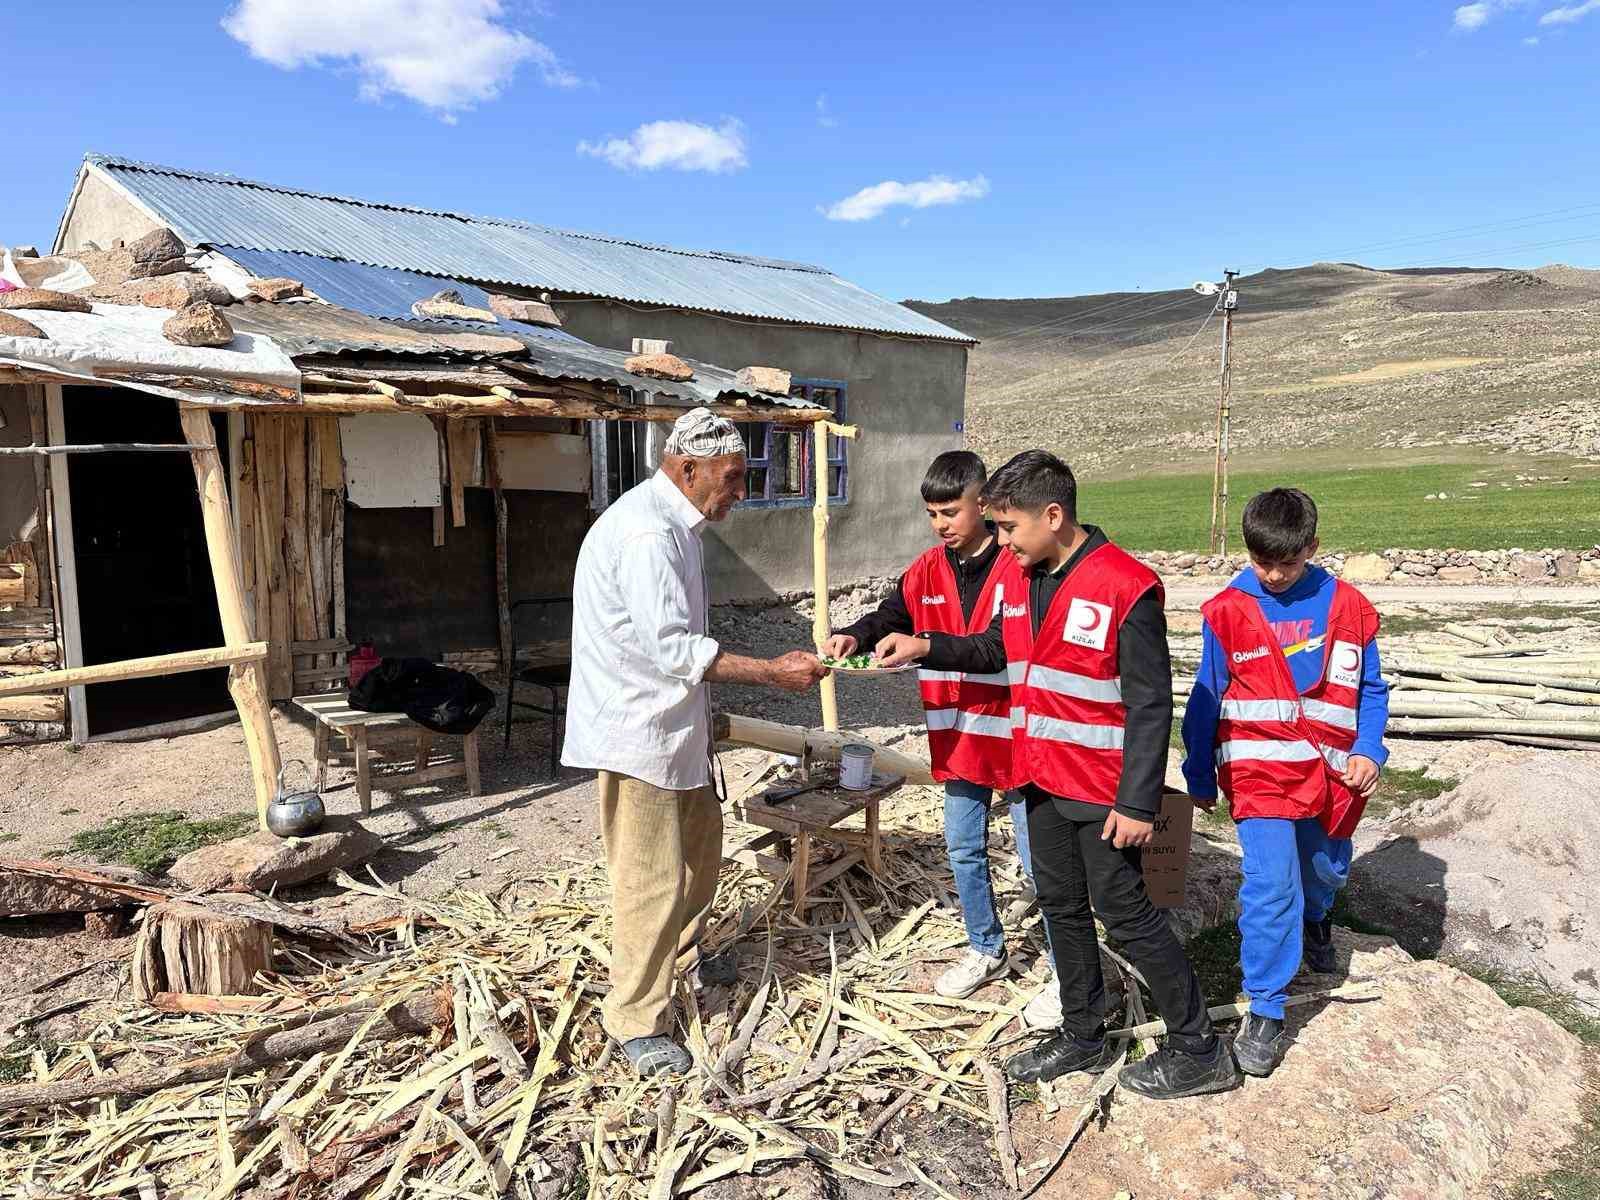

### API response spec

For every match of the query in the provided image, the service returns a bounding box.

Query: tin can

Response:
[839,743,875,791]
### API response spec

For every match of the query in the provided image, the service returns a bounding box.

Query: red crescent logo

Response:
[1074,604,1105,631]
[1337,647,1360,671]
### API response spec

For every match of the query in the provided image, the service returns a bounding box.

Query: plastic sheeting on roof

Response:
[90,156,975,343]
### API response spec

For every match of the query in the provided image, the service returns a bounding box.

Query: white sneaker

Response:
[1022,974,1064,1030]
[935,948,1009,998]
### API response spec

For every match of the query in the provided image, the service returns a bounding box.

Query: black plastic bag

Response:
[348,656,495,736]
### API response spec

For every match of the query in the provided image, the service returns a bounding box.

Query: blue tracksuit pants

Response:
[1236,817,1352,1019]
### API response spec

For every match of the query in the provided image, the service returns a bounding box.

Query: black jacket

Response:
[835,535,1004,650]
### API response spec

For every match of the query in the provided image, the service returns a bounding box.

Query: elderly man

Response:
[562,407,828,1076]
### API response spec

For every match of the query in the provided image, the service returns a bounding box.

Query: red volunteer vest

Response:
[1002,542,1161,807]
[1202,581,1380,837]
[904,545,1017,790]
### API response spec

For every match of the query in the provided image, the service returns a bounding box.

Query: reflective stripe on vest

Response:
[925,708,1013,738]
[1220,697,1302,723]
[1320,744,1351,771]
[1026,713,1125,750]
[1010,705,1027,728]
[917,670,963,684]
[1027,664,1123,704]
[1302,698,1358,730]
[1007,661,1028,685]
[1216,739,1322,764]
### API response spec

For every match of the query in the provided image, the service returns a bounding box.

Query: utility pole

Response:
[1207,270,1239,556]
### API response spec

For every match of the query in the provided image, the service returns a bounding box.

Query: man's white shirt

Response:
[561,471,721,790]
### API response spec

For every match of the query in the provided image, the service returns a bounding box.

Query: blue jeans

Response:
[944,779,1038,958]
[1236,817,1353,1019]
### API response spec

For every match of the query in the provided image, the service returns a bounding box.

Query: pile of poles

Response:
[1175,622,1600,752]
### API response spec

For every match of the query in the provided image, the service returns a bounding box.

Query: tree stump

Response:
[131,901,274,1001]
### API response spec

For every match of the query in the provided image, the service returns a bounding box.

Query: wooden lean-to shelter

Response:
[0,251,833,826]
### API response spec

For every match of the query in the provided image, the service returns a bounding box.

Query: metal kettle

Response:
[266,760,327,838]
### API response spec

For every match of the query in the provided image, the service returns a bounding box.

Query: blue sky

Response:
[4,1,1599,301]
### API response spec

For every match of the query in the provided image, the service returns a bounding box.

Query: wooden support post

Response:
[353,725,372,813]
[180,408,283,831]
[484,420,513,678]
[811,420,859,732]
[254,415,292,700]
[0,643,266,697]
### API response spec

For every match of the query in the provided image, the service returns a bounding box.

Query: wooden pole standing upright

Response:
[180,408,284,829]
[812,420,859,732]
[1208,273,1238,556]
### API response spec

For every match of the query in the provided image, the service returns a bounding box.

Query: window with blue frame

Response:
[738,380,847,507]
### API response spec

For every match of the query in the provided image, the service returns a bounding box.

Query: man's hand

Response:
[820,633,858,659]
[1101,810,1154,849]
[1191,794,1218,814]
[1342,754,1381,798]
[768,650,830,692]
[874,632,930,667]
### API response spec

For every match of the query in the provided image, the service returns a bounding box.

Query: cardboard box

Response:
[1142,786,1196,909]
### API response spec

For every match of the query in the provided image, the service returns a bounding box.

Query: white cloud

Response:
[1453,0,1535,28]
[1541,0,1600,23]
[577,120,747,173]
[221,0,577,116]
[1524,33,1542,41]
[816,94,838,128]
[821,174,991,222]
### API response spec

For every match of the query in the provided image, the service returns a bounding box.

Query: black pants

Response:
[1025,790,1214,1050]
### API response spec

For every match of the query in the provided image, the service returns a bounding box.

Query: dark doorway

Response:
[63,388,230,736]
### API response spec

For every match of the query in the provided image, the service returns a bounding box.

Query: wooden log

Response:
[331,492,347,647]
[236,433,258,629]
[811,421,859,733]
[254,415,293,700]
[1384,716,1600,740]
[712,713,933,785]
[0,640,58,665]
[1392,658,1600,695]
[0,991,447,1113]
[484,420,513,677]
[208,392,832,423]
[0,694,65,721]
[446,419,478,528]
[306,417,328,671]
[318,417,344,490]
[0,643,266,697]
[0,563,27,605]
[132,900,275,1000]
[283,418,318,659]
[26,388,55,612]
[181,408,284,829]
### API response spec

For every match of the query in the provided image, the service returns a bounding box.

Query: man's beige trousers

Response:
[598,770,724,1042]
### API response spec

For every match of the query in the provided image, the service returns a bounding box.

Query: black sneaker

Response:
[1005,1032,1119,1083]
[1303,918,1337,973]
[1232,1013,1289,1077]
[1120,1037,1239,1100]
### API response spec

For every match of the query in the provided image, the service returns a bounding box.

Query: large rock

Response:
[162,301,235,348]
[1553,552,1580,578]
[1398,560,1437,577]
[1435,564,1482,583]
[733,365,792,395]
[0,287,91,313]
[0,312,46,339]
[0,862,158,916]
[89,272,232,309]
[128,226,186,267]
[626,352,696,382]
[1352,755,1600,1003]
[1510,551,1549,580]
[248,276,304,302]
[488,293,561,326]
[168,815,382,893]
[1031,940,1590,1200]
[1339,552,1390,583]
[412,288,493,322]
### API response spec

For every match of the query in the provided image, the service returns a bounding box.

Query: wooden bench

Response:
[729,771,904,916]
[292,692,482,813]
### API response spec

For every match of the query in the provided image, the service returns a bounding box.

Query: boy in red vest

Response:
[824,451,1059,1019]
[1181,488,1388,1077]
[877,450,1238,1099]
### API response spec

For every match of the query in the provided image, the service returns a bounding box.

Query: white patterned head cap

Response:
[663,407,745,458]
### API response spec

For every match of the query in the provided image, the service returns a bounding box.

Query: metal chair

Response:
[503,596,572,773]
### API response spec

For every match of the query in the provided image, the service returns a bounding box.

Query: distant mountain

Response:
[905,263,1600,476]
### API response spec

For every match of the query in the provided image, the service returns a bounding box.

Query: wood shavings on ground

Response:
[0,785,1074,1200]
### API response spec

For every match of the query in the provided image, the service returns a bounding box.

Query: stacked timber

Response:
[0,606,64,742]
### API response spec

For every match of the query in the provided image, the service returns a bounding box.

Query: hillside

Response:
[907,263,1600,479]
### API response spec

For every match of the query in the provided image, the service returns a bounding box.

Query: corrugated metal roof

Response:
[89,155,975,344]
[218,246,501,323]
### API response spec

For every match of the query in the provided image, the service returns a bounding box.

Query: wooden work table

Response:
[728,770,904,915]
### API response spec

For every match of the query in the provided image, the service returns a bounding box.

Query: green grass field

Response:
[1082,456,1600,553]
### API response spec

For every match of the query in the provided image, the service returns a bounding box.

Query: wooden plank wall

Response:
[0,386,66,743]
[242,415,350,700]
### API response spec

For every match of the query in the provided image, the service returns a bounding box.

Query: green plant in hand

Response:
[820,653,880,669]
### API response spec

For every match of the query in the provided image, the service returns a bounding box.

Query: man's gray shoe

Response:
[690,947,739,990]
[1303,917,1337,974]
[620,1036,693,1077]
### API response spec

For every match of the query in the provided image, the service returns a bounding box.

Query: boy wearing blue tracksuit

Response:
[1181,488,1389,1076]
